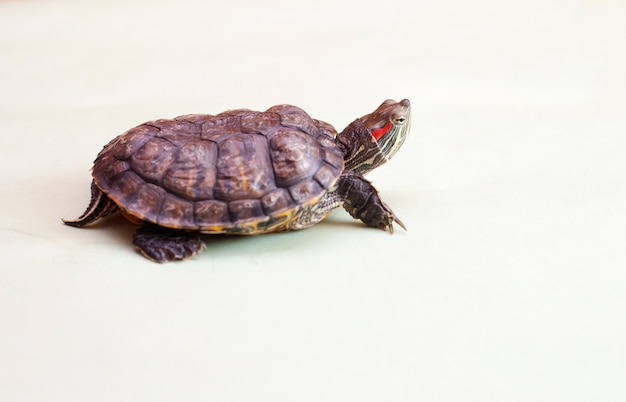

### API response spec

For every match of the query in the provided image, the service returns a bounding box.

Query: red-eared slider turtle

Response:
[64,99,411,262]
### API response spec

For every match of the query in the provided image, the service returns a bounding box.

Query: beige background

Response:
[1,0,625,401]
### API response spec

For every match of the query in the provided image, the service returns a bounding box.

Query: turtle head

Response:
[337,99,411,175]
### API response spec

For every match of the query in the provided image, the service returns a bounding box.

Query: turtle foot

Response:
[132,224,206,263]
[338,171,407,234]
[365,200,406,234]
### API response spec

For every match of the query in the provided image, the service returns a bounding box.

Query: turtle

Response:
[63,99,411,262]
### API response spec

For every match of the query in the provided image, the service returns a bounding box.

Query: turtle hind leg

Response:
[63,181,119,227]
[132,223,206,263]
[336,171,406,233]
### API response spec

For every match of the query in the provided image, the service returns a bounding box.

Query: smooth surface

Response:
[1,0,625,401]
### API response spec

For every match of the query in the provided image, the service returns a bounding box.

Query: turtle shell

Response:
[91,105,344,234]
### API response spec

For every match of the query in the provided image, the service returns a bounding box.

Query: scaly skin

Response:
[334,171,406,233]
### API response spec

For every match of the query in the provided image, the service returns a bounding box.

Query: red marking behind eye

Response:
[371,123,392,141]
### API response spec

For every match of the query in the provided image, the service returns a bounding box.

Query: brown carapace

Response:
[64,99,412,262]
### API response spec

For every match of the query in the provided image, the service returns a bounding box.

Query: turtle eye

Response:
[393,115,407,125]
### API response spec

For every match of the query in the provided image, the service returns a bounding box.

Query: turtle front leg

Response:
[132,223,206,263]
[336,171,406,233]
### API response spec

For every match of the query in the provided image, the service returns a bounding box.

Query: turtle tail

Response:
[63,181,119,227]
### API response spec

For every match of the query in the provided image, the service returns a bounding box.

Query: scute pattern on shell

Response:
[92,105,343,233]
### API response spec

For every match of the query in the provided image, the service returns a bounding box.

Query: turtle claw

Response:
[379,203,406,234]
[392,215,407,233]
[359,196,406,234]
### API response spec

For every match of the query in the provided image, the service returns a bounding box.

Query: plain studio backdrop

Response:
[1,1,624,401]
